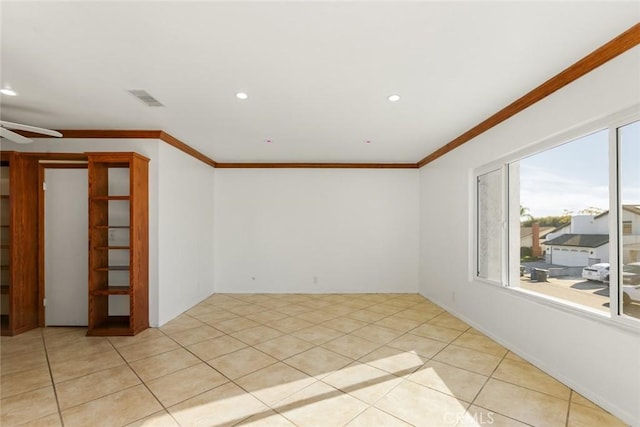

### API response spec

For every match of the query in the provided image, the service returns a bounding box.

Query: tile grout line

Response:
[10,294,617,427]
[565,390,573,427]
[40,328,66,427]
[108,329,185,426]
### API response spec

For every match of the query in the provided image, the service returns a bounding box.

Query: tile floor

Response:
[0,293,628,427]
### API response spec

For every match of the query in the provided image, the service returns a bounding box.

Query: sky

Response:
[519,121,639,219]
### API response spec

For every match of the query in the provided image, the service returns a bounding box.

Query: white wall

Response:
[157,143,215,325]
[418,46,640,425]
[5,138,215,327]
[214,169,419,293]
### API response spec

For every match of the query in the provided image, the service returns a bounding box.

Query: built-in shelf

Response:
[94,265,130,271]
[95,246,130,250]
[88,152,148,336]
[90,286,131,296]
[90,315,133,336]
[91,195,131,201]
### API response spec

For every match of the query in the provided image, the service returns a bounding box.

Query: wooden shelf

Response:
[95,265,129,271]
[95,246,130,250]
[88,152,148,337]
[1,151,40,336]
[87,315,133,336]
[90,286,131,296]
[91,195,131,201]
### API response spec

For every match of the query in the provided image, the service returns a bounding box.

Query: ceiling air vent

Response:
[128,89,164,107]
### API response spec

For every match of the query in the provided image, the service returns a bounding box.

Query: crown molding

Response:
[416,22,640,168]
[9,23,638,170]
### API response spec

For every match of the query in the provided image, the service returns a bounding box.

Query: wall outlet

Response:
[313,276,318,285]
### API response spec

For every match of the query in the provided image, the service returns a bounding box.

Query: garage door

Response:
[550,247,590,266]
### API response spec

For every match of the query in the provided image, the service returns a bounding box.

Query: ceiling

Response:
[1,1,638,163]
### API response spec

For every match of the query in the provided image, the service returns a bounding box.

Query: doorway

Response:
[41,165,88,326]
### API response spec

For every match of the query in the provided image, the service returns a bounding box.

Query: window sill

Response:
[474,278,640,334]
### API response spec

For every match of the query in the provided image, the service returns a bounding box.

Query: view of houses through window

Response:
[477,118,639,321]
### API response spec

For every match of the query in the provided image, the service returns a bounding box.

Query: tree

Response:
[577,206,605,215]
[520,205,533,222]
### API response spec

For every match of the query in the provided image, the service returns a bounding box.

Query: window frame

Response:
[472,105,640,331]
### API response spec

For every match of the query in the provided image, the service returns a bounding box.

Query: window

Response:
[512,130,610,312]
[475,113,639,324]
[617,121,639,320]
[476,169,503,283]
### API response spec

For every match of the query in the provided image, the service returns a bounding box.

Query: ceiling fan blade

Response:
[0,120,62,137]
[0,127,33,144]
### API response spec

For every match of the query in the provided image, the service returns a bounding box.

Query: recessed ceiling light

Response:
[236,92,248,100]
[265,139,273,144]
[387,94,400,102]
[0,88,17,96]
[365,140,372,144]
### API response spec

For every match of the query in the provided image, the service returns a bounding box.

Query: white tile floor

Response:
[0,293,628,426]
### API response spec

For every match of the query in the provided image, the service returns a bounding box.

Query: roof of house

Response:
[520,226,555,238]
[594,205,640,219]
[544,234,609,248]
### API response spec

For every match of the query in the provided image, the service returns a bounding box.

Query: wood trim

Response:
[11,23,639,171]
[15,129,218,168]
[416,22,640,168]
[158,131,217,168]
[215,162,418,169]
[19,152,88,161]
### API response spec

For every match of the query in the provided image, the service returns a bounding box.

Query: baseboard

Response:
[418,290,638,427]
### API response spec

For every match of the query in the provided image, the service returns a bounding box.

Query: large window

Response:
[476,113,639,324]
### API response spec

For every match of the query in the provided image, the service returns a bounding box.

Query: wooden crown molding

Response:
[215,162,418,169]
[416,22,640,168]
[10,24,638,170]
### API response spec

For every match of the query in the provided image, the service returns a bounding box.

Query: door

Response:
[44,168,88,326]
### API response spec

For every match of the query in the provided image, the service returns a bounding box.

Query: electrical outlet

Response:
[313,276,318,285]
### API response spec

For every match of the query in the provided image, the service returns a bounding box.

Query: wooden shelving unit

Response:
[0,156,9,333]
[87,152,149,336]
[1,151,39,336]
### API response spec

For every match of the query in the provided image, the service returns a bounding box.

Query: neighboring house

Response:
[520,224,555,256]
[544,205,640,266]
[545,233,609,266]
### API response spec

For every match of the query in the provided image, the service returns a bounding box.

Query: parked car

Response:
[622,262,640,285]
[582,263,610,283]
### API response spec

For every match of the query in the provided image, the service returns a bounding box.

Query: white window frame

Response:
[473,163,508,287]
[609,113,640,328]
[473,104,640,331]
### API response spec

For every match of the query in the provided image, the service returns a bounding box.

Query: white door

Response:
[45,168,88,326]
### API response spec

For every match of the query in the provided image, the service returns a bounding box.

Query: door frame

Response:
[38,161,88,326]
